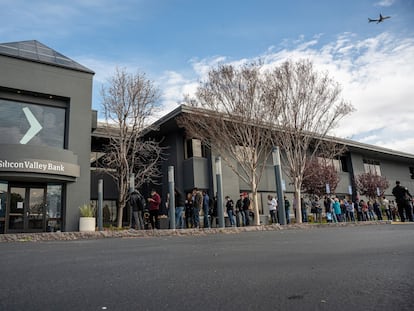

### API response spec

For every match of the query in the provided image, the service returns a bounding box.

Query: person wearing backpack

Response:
[130,190,145,230]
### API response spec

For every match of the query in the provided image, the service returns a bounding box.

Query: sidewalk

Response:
[0,221,393,242]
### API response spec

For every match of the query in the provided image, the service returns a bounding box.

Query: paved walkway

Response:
[0,221,397,242]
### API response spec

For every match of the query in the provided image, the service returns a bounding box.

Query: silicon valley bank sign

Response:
[0,159,80,177]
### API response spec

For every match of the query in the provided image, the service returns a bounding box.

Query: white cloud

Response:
[157,70,198,115]
[375,0,396,7]
[155,32,414,155]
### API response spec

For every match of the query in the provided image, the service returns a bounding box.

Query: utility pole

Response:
[273,147,286,225]
[168,166,176,230]
[216,156,225,228]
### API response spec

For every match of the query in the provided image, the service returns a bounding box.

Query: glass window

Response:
[317,157,341,172]
[340,156,349,172]
[46,185,62,232]
[363,159,381,176]
[0,98,66,148]
[185,139,204,159]
[90,200,117,226]
[0,182,7,233]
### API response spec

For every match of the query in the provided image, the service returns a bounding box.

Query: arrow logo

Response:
[20,107,42,144]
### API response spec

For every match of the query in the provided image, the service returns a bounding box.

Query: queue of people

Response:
[299,181,413,224]
[129,180,413,230]
[129,187,256,230]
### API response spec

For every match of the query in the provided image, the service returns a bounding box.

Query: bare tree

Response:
[264,59,354,223]
[100,68,162,227]
[356,172,389,200]
[178,63,277,225]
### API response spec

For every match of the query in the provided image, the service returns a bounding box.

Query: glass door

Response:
[8,186,46,232]
[8,187,25,230]
[28,188,45,230]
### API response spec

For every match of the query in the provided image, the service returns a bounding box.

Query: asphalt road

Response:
[0,224,413,311]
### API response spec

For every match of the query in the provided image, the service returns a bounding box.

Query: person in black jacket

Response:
[174,188,185,229]
[392,181,413,222]
[235,194,243,227]
[226,196,235,227]
[184,192,194,228]
[242,193,250,226]
[130,190,145,230]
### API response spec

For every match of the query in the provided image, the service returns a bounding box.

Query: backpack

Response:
[135,192,147,211]
[209,196,215,209]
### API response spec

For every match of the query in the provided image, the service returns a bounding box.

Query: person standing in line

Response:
[345,199,355,222]
[284,196,291,224]
[324,196,333,223]
[192,188,202,228]
[147,189,161,229]
[202,190,210,228]
[267,195,278,224]
[236,194,244,226]
[332,198,341,222]
[312,196,322,223]
[392,181,413,222]
[382,196,392,221]
[174,188,185,229]
[389,200,399,221]
[340,199,347,222]
[210,195,218,228]
[242,192,250,226]
[301,196,308,223]
[130,190,145,230]
[355,198,363,221]
[360,200,368,221]
[367,200,375,221]
[225,196,235,227]
[373,199,382,220]
[185,192,194,228]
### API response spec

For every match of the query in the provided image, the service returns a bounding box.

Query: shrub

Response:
[79,204,95,217]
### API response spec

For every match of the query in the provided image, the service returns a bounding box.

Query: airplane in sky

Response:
[368,13,391,23]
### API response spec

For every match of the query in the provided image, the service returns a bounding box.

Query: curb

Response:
[0,221,393,243]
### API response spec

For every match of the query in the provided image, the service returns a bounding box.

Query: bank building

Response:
[1,40,414,233]
[0,40,94,233]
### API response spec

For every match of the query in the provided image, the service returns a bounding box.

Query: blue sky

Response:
[1,0,414,153]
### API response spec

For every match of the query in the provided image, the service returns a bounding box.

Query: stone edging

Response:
[0,221,393,243]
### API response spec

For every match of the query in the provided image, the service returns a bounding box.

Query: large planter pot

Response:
[79,217,96,232]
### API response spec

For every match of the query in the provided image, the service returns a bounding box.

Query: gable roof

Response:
[149,104,414,161]
[0,40,94,74]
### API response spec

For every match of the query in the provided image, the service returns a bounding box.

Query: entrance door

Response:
[8,186,46,232]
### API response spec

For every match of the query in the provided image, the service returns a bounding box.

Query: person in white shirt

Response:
[382,196,391,220]
[267,195,278,224]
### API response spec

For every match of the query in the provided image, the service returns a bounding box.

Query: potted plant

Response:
[79,203,96,232]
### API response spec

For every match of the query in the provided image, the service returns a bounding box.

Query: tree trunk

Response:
[295,177,302,224]
[251,172,261,226]
[117,205,124,228]
[252,191,260,226]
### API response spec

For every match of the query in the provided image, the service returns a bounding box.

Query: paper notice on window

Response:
[17,202,23,209]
